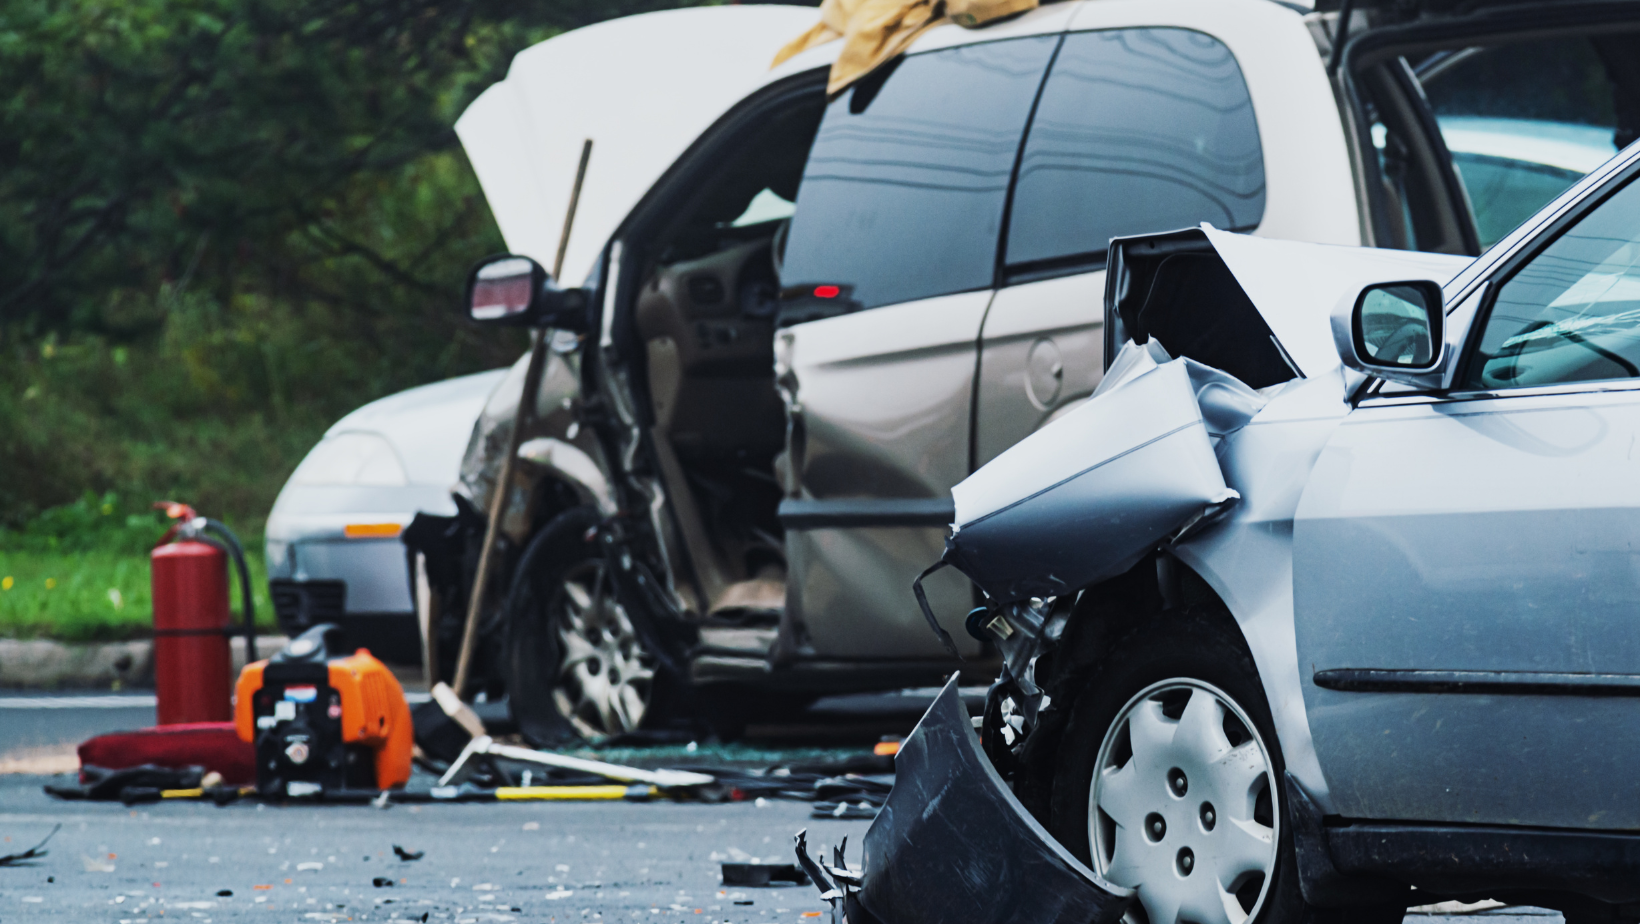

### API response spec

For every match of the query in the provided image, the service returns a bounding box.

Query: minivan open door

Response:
[455,5,822,285]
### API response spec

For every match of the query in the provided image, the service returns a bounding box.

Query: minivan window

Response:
[780,36,1059,312]
[1005,28,1265,271]
[1419,38,1624,249]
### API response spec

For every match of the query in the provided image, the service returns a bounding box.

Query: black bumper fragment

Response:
[856,676,1131,924]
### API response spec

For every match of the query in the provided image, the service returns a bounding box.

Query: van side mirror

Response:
[465,254,591,331]
[1331,280,1447,388]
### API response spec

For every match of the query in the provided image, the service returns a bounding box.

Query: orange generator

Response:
[235,625,412,797]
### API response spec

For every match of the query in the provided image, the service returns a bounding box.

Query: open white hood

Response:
[455,5,823,285]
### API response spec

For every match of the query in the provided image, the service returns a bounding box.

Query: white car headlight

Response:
[289,431,408,487]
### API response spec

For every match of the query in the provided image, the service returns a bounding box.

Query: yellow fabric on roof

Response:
[773,0,1041,96]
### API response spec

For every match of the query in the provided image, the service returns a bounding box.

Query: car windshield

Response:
[1465,176,1640,389]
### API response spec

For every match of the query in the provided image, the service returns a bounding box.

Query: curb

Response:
[0,636,289,690]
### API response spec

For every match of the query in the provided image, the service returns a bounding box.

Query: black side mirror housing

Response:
[464,254,591,332]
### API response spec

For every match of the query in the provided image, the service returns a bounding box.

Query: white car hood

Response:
[327,368,507,486]
[1203,227,1474,377]
[456,5,823,286]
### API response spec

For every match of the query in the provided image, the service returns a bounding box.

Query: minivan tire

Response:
[504,506,660,746]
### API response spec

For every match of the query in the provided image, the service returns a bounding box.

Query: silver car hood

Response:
[1200,227,1472,378]
[946,231,1472,603]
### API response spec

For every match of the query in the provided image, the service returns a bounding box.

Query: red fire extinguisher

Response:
[151,503,256,725]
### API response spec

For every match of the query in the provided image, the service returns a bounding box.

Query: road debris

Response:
[437,734,714,791]
[721,862,810,887]
[0,824,58,866]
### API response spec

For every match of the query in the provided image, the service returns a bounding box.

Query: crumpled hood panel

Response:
[948,350,1266,603]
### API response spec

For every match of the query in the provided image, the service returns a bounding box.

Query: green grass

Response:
[0,492,277,642]
[0,549,276,643]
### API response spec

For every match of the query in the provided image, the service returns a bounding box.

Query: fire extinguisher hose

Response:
[197,519,256,665]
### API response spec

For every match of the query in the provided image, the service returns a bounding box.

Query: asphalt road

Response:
[0,694,1571,924]
[0,772,866,923]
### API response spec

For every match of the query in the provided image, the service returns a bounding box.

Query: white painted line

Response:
[0,691,431,709]
[0,696,156,709]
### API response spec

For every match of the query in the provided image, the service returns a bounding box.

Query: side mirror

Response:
[465,254,591,332]
[1331,280,1447,388]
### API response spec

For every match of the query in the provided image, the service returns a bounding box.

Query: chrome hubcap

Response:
[550,561,655,741]
[1090,679,1277,924]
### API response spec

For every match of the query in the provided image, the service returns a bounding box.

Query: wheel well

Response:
[1011,550,1246,825]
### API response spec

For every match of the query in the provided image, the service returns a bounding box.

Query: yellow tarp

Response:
[773,0,1040,95]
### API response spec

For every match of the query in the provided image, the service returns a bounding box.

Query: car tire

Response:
[504,506,661,746]
[1050,607,1404,924]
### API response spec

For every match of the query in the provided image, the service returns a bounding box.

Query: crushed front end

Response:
[799,676,1132,924]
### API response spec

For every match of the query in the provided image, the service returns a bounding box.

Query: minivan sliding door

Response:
[976,26,1269,466]
[774,36,1058,661]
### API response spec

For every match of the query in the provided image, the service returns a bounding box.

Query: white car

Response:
[265,368,506,663]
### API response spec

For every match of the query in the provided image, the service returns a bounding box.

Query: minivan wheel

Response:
[505,507,658,745]
[1051,609,1403,924]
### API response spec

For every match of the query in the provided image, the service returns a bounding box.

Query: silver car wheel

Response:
[1090,679,1278,924]
[549,560,656,741]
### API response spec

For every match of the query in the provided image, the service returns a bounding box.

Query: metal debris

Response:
[0,824,59,866]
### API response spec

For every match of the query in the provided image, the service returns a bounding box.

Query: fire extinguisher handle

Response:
[199,519,256,666]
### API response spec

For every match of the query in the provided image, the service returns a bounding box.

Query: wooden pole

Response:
[451,139,594,697]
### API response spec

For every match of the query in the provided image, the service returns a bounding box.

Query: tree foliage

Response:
[0,0,724,528]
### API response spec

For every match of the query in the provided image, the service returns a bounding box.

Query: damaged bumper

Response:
[841,676,1131,924]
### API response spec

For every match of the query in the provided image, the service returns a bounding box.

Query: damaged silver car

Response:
[849,122,1640,924]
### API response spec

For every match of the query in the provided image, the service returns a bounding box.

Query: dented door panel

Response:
[778,290,991,659]
[974,271,1107,467]
[1295,388,1640,828]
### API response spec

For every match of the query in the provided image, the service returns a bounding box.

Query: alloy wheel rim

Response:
[549,560,655,741]
[1090,679,1278,924]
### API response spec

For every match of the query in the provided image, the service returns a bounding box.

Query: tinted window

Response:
[1463,177,1640,390]
[1420,39,1622,249]
[1005,28,1265,269]
[781,37,1058,312]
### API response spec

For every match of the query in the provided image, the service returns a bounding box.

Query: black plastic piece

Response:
[1284,771,1409,908]
[721,863,811,887]
[857,675,1131,924]
[252,626,374,797]
[1329,822,1640,904]
[1315,668,1640,696]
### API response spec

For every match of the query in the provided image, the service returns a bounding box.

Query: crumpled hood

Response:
[1202,227,1473,377]
[455,6,822,285]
